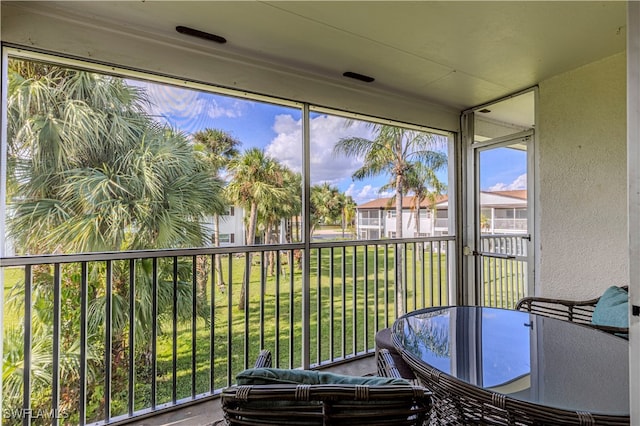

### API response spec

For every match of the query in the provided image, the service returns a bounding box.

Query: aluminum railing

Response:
[357,218,381,226]
[492,218,527,231]
[435,219,527,232]
[434,218,448,228]
[1,236,454,425]
[479,234,528,309]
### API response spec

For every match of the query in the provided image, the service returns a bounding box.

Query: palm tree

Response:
[340,194,357,238]
[225,148,289,309]
[283,172,303,244]
[404,162,447,260]
[8,63,226,254]
[5,59,228,416]
[333,125,446,316]
[309,183,344,236]
[193,128,241,291]
[257,167,301,276]
[404,158,446,235]
[480,213,491,232]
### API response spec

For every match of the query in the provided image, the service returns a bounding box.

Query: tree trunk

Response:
[195,255,209,309]
[214,214,226,292]
[415,202,423,261]
[238,202,258,310]
[266,221,276,276]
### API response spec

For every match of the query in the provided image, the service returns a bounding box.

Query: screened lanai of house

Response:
[1,1,638,425]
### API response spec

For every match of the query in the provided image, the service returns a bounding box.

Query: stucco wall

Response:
[537,52,627,298]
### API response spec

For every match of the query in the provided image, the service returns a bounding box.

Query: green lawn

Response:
[132,245,451,412]
[480,256,527,308]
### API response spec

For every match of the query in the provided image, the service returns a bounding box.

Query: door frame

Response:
[461,88,537,306]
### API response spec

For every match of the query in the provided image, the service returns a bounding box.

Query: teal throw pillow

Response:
[591,286,629,329]
[236,367,409,386]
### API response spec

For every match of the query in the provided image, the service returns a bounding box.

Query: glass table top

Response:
[393,306,629,416]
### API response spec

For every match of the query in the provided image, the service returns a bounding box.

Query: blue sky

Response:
[480,148,527,192]
[134,79,526,204]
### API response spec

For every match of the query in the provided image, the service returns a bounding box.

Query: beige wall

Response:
[537,52,627,298]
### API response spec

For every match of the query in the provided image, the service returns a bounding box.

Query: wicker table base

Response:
[402,351,628,426]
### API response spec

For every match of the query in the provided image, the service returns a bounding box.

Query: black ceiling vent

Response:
[343,71,375,83]
[176,26,227,44]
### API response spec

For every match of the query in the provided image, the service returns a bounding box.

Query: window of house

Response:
[494,208,514,219]
[388,210,397,218]
[219,233,235,244]
[388,231,396,238]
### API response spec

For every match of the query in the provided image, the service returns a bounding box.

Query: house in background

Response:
[479,190,527,234]
[356,190,527,240]
[203,206,245,247]
[204,206,301,246]
[356,196,445,240]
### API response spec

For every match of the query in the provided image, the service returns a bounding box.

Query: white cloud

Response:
[126,80,242,129]
[344,183,394,205]
[265,114,303,172]
[344,183,358,197]
[488,173,527,191]
[265,114,408,205]
[273,113,300,134]
[264,114,373,184]
[207,99,243,119]
[354,184,375,199]
[127,80,200,123]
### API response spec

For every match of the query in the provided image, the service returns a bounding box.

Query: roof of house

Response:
[488,190,527,200]
[357,190,526,209]
[357,195,448,209]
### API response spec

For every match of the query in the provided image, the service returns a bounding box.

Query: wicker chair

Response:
[220,349,431,425]
[375,327,416,380]
[515,286,628,336]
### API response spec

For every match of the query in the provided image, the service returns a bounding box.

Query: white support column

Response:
[0,46,7,426]
[459,113,475,305]
[627,2,640,423]
[301,103,311,369]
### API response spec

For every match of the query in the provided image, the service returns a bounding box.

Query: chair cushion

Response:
[591,286,629,329]
[236,367,409,386]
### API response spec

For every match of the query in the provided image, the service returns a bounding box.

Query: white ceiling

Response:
[2,1,627,119]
